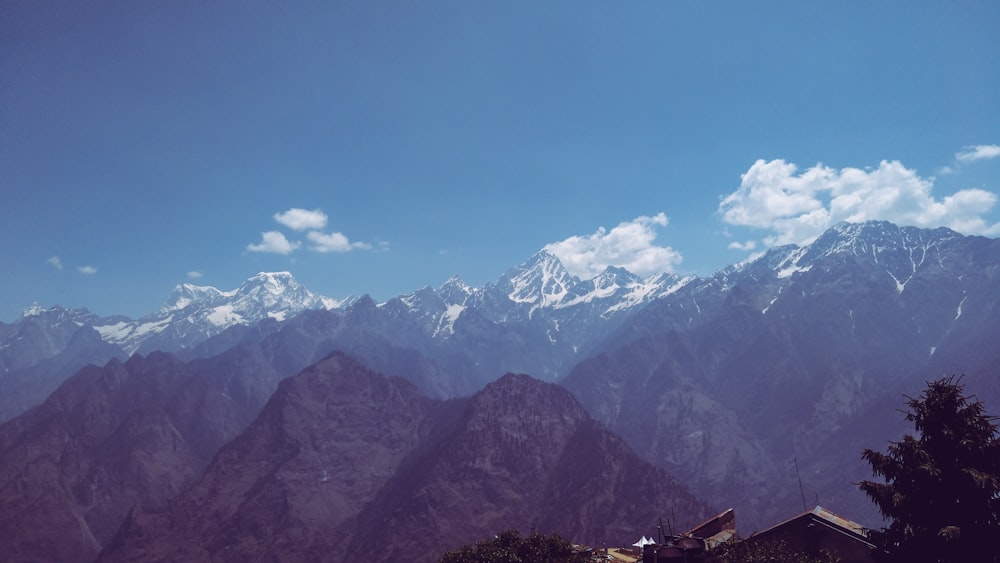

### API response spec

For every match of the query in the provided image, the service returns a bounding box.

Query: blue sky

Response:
[3,1,998,320]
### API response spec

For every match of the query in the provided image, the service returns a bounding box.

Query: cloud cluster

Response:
[274,208,328,231]
[247,231,301,255]
[306,231,372,253]
[544,213,682,279]
[48,256,99,275]
[246,208,372,255]
[718,158,1000,249]
[956,144,1000,163]
[727,240,757,251]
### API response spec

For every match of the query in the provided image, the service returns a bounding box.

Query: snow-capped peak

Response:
[240,271,297,294]
[161,283,225,313]
[21,303,45,318]
[437,276,474,306]
[503,250,578,309]
[97,271,348,354]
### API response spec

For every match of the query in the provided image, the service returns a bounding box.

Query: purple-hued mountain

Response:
[0,350,275,562]
[0,273,346,421]
[563,221,1000,530]
[97,353,709,562]
[4,220,1000,539]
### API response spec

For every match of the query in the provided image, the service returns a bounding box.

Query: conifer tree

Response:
[859,376,1000,562]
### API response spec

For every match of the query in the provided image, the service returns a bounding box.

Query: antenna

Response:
[794,457,808,511]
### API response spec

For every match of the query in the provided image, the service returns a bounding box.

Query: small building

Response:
[638,510,736,563]
[741,506,876,563]
[639,505,874,563]
[684,508,738,550]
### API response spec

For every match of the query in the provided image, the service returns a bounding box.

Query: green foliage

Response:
[438,529,587,563]
[859,376,1000,562]
[706,539,840,563]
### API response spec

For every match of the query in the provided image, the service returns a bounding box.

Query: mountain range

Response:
[0,350,708,562]
[2,220,999,558]
[0,245,689,420]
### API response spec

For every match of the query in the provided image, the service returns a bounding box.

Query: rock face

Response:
[99,353,710,563]
[343,373,710,561]
[0,306,127,422]
[0,323,126,421]
[0,353,199,562]
[0,350,277,562]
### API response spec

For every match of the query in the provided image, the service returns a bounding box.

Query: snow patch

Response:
[94,321,133,343]
[433,304,465,338]
[134,316,174,337]
[775,247,810,279]
[762,287,783,315]
[21,304,45,317]
[206,305,244,327]
[321,296,345,310]
[777,263,812,279]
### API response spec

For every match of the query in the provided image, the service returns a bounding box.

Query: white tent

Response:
[631,535,655,548]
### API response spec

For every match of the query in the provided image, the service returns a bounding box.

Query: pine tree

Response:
[859,376,1000,562]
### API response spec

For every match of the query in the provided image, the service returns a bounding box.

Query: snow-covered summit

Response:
[161,284,226,313]
[95,272,347,354]
[20,303,46,318]
[16,304,101,325]
[499,250,579,310]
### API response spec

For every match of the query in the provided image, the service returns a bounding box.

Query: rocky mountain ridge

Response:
[3,220,999,538]
[94,271,347,355]
[0,348,709,562]
[563,220,1000,530]
[96,353,709,562]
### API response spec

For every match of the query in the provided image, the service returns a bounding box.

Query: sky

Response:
[2,1,999,321]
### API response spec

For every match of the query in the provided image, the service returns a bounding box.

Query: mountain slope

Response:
[0,349,279,562]
[0,353,200,562]
[343,372,710,561]
[99,354,710,563]
[0,323,126,421]
[562,221,1000,531]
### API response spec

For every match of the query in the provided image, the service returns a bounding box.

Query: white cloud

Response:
[247,231,301,254]
[274,208,328,231]
[187,271,204,279]
[728,240,757,251]
[77,265,97,275]
[718,159,1000,248]
[956,144,1000,163]
[307,231,372,253]
[543,213,682,279]
[47,256,62,269]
